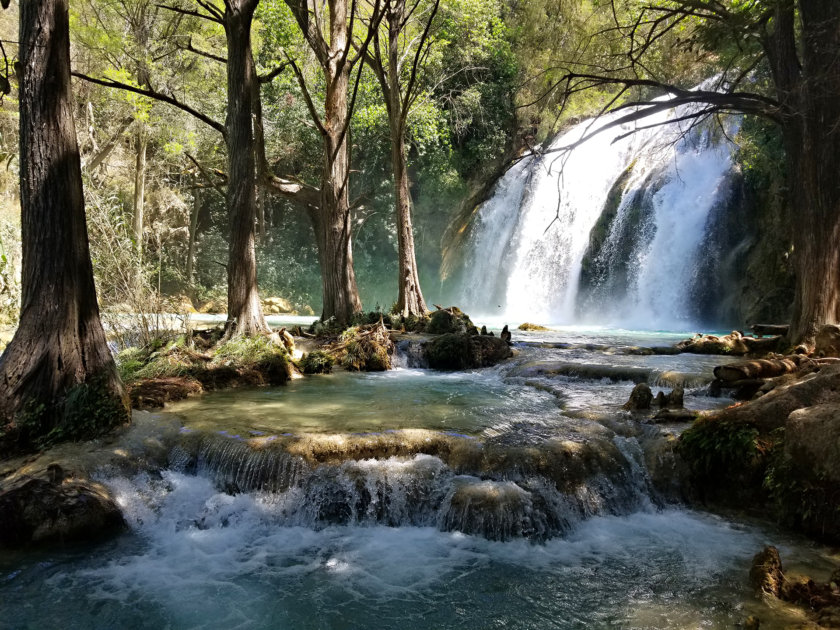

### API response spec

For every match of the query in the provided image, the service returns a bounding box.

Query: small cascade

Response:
[141,428,665,542]
[458,84,741,329]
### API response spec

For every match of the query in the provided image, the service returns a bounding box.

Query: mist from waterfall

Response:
[457,94,740,330]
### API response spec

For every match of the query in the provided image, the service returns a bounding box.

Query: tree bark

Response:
[391,126,427,317]
[132,125,147,262]
[767,1,840,345]
[186,190,200,290]
[223,0,270,337]
[316,0,362,326]
[385,2,427,317]
[0,0,128,451]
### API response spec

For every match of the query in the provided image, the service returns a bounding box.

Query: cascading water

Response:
[458,90,741,329]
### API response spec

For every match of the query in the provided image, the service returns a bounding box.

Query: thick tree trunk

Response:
[385,4,427,318]
[0,0,128,451]
[223,0,269,337]
[774,1,840,345]
[317,2,362,326]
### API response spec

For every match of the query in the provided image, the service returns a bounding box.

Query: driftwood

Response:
[714,357,807,382]
[751,324,790,338]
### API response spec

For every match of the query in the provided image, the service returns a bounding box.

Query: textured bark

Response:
[132,126,147,261]
[186,191,200,287]
[223,0,269,337]
[0,0,128,444]
[284,0,364,326]
[386,2,427,317]
[363,0,433,317]
[766,1,840,345]
[318,48,363,326]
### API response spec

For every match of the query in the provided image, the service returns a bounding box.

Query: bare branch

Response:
[72,71,227,138]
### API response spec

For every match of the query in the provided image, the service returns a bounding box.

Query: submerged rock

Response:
[0,471,124,548]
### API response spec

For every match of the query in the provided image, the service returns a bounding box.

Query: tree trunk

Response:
[133,125,147,262]
[391,128,427,317]
[317,1,362,326]
[773,1,840,345]
[223,0,269,337]
[186,191,200,290]
[385,4,427,318]
[0,0,128,452]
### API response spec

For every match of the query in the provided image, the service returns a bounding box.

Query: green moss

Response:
[2,372,129,454]
[427,307,475,335]
[300,350,334,375]
[424,333,472,370]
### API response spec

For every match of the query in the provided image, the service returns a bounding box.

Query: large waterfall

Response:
[458,97,740,329]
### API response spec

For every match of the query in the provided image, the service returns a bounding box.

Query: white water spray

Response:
[459,92,739,329]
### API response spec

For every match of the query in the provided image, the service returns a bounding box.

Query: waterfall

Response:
[458,91,740,329]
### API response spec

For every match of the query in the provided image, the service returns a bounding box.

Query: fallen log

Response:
[713,356,809,382]
[751,324,790,338]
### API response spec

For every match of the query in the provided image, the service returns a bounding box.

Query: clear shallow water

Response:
[1,327,828,629]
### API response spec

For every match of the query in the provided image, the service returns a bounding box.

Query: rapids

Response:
[1,327,836,629]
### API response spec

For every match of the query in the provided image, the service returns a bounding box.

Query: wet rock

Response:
[423,333,512,370]
[0,472,124,548]
[744,615,760,630]
[518,322,550,331]
[623,383,653,411]
[654,386,684,409]
[750,545,785,598]
[500,325,512,345]
[816,324,840,357]
[426,306,475,335]
[650,408,697,423]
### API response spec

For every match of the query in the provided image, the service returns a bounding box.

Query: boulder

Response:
[518,322,550,331]
[785,403,840,484]
[654,386,684,408]
[423,333,512,370]
[426,306,475,335]
[0,472,124,548]
[816,324,840,357]
[262,296,294,313]
[623,383,653,411]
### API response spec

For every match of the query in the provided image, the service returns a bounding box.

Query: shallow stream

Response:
[1,326,836,629]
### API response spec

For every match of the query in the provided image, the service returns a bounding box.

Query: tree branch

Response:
[72,71,227,138]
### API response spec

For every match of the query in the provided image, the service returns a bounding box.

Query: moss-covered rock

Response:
[518,322,550,331]
[426,307,476,335]
[300,350,335,375]
[423,333,512,370]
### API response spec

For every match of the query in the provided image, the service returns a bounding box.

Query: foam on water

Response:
[1,470,784,629]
